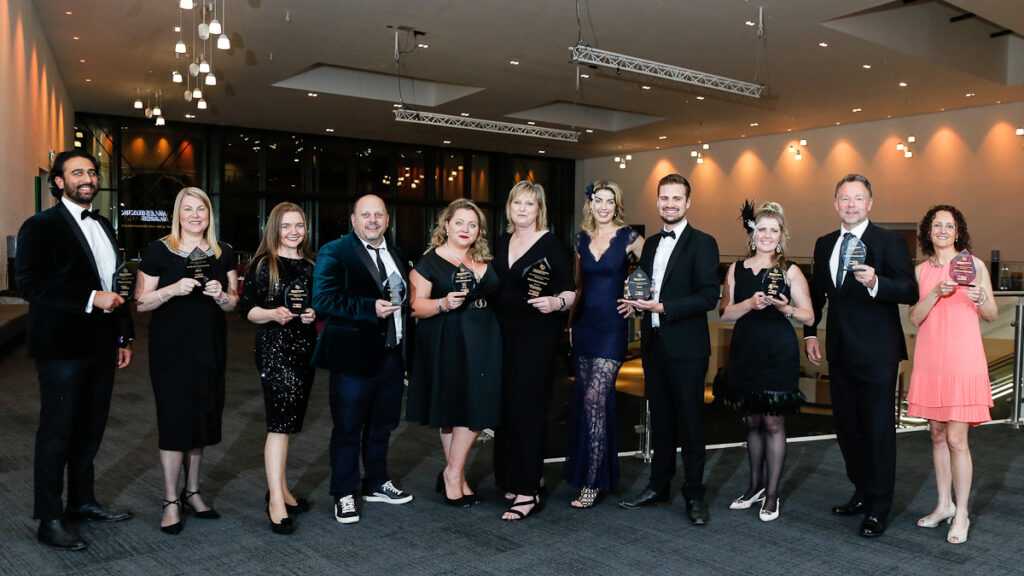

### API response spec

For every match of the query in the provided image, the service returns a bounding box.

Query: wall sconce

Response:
[898,134,914,158]
[794,149,803,160]
[696,152,704,164]
[614,154,631,169]
[1016,126,1023,136]
[799,139,807,146]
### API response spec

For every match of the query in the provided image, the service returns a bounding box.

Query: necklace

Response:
[443,242,478,278]
[928,256,948,269]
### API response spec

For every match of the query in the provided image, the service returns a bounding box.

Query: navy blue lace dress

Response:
[563,227,638,491]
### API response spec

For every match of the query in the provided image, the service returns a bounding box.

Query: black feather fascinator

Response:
[739,199,756,233]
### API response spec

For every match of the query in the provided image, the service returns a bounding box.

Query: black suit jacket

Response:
[804,222,917,367]
[638,224,720,361]
[15,202,133,360]
[311,232,408,377]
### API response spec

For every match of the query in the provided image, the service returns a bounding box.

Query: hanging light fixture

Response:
[217,1,230,50]
[696,153,704,164]
[172,70,183,83]
[133,88,143,109]
[199,58,210,74]
[152,91,162,117]
[197,99,208,110]
[198,2,210,40]
[1016,126,1024,136]
[155,116,166,126]
[144,90,153,119]
[189,61,200,77]
[794,149,803,160]
[192,87,203,100]
[179,0,194,9]
[175,8,187,54]
[205,73,217,86]
[209,1,222,35]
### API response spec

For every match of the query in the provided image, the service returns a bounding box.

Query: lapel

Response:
[663,224,692,282]
[349,233,388,297]
[860,223,878,266]
[386,245,408,281]
[57,202,103,286]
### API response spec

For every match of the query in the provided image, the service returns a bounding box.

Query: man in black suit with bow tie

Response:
[618,174,720,525]
[16,150,135,551]
[312,194,413,526]
[804,173,917,537]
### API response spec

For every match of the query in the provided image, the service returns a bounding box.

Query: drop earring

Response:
[776,244,782,254]
[750,241,756,251]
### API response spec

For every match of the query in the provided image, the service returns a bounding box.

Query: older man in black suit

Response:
[804,173,917,537]
[618,173,720,525]
[15,150,134,551]
[312,194,413,526]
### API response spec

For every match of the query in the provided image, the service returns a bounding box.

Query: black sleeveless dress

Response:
[724,261,805,414]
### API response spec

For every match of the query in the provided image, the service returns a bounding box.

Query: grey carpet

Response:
[1,313,1023,576]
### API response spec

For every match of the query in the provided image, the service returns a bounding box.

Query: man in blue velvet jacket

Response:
[312,194,413,525]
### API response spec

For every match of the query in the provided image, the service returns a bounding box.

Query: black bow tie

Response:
[80,209,101,221]
[661,229,676,239]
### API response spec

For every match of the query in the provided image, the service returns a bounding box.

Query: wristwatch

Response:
[785,308,795,320]
[558,296,566,311]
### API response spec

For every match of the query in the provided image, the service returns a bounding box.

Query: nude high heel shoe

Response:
[917,503,955,528]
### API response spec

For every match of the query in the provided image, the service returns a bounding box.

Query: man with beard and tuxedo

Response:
[16,150,134,550]
[618,173,720,526]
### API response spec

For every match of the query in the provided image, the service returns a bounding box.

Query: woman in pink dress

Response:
[907,205,997,545]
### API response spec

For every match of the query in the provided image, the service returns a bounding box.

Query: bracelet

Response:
[975,292,986,307]
[785,307,795,320]
[437,298,448,313]
[218,293,229,305]
[558,296,566,311]
[156,289,167,303]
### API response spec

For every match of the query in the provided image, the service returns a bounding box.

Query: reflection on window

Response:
[396,147,425,200]
[440,152,465,201]
[470,154,489,203]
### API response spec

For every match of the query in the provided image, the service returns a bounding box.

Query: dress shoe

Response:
[265,490,310,515]
[759,498,780,522]
[729,488,766,510]
[37,519,88,551]
[685,499,709,526]
[859,515,886,537]
[831,499,866,516]
[181,488,221,519]
[947,518,970,544]
[618,488,670,510]
[65,503,132,523]
[160,499,183,535]
[267,504,296,535]
[917,503,956,528]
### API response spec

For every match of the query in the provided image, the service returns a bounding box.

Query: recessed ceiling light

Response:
[659,136,667,140]
[527,121,536,125]
[749,122,759,127]
[325,128,335,132]
[641,85,651,90]
[392,103,403,108]
[84,78,92,82]
[745,20,756,26]
[65,10,72,15]
[443,140,451,144]
[852,108,862,112]
[417,43,429,49]
[899,81,908,87]
[818,42,828,47]
[965,92,975,97]
[509,60,519,66]
[656,146,661,149]
[185,114,195,119]
[79,58,86,63]
[799,139,807,146]
[702,143,710,150]
[695,96,705,100]
[862,64,871,69]
[580,73,590,78]
[835,121,841,125]
[72,35,80,40]
[691,151,698,157]
[460,112,470,117]
[307,92,318,97]
[585,129,594,133]
[174,26,181,32]
[538,150,546,154]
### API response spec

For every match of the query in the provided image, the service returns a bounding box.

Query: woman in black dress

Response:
[493,182,575,521]
[407,198,501,507]
[136,187,238,534]
[719,201,813,522]
[239,202,317,534]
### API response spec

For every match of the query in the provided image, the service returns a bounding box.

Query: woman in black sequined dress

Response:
[240,202,317,533]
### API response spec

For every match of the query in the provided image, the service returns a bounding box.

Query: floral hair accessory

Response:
[739,199,756,233]
[585,182,595,200]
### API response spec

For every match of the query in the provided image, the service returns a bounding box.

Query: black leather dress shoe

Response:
[37,519,88,551]
[859,515,886,537]
[66,503,132,523]
[685,499,709,526]
[618,488,670,510]
[831,500,866,516]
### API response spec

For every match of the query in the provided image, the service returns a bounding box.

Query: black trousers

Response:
[829,361,899,519]
[34,353,116,520]
[643,332,709,501]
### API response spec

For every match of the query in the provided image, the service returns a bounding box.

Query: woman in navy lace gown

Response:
[564,180,643,508]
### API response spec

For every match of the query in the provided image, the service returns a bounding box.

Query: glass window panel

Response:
[266,134,305,195]
[469,153,490,203]
[396,147,425,200]
[395,205,427,267]
[315,200,351,250]
[315,140,353,199]
[223,131,260,194]
[440,152,466,201]
[354,145,390,199]
[218,195,261,254]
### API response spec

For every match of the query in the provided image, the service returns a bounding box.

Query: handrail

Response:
[994,291,1024,428]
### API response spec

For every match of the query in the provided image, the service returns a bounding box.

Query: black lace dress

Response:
[239,255,318,433]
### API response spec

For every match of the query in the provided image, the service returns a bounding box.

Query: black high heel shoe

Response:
[437,471,479,507]
[181,489,221,519]
[264,490,310,515]
[160,499,183,535]
[266,504,295,535]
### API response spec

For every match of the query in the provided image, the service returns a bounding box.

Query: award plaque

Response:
[625,268,652,300]
[385,271,407,306]
[113,263,136,301]
[185,247,212,284]
[761,264,790,299]
[843,236,867,271]
[452,264,478,294]
[522,258,552,300]
[284,278,310,313]
[949,250,977,286]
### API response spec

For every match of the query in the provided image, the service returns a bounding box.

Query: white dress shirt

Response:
[651,220,687,328]
[363,239,403,344]
[62,197,116,312]
[829,219,878,297]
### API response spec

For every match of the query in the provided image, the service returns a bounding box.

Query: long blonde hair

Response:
[249,202,313,290]
[165,187,221,258]
[747,201,789,268]
[504,181,548,233]
[426,198,493,261]
[581,179,627,236]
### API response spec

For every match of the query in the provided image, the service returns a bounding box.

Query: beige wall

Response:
[576,101,1024,264]
[1,0,74,289]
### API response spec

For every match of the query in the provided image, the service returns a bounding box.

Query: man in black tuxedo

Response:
[312,194,413,525]
[618,174,720,525]
[15,150,134,550]
[804,173,917,537]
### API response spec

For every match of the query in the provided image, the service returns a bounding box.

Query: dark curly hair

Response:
[918,204,971,257]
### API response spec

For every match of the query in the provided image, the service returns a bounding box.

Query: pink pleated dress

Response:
[907,261,992,424]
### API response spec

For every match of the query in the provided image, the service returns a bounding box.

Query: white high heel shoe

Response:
[917,503,955,528]
[729,488,766,510]
[759,498,780,522]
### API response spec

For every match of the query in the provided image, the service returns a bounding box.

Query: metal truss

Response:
[393,109,580,142]
[569,44,763,99]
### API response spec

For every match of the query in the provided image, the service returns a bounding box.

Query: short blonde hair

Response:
[427,198,493,261]
[165,187,222,258]
[504,181,549,233]
[581,180,627,236]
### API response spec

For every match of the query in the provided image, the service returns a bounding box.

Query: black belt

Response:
[650,326,662,336]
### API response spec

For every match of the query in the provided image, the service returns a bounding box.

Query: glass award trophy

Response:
[113,263,136,301]
[385,271,407,306]
[284,278,310,313]
[761,264,790,299]
[185,247,212,285]
[949,250,977,286]
[452,264,478,295]
[625,268,652,300]
[522,258,552,300]
[843,236,867,271]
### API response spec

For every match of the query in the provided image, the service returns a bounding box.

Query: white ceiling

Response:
[37,0,1024,159]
